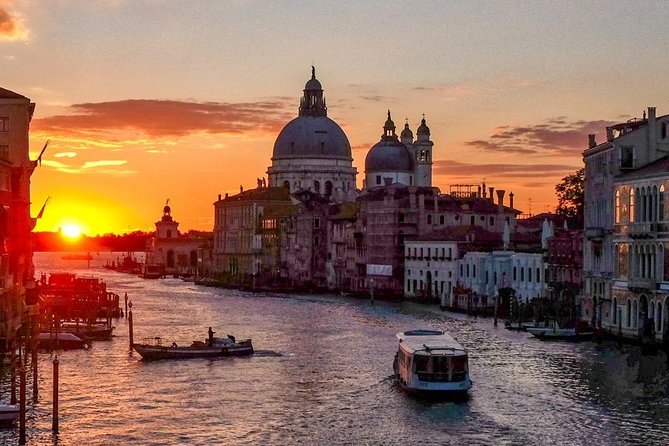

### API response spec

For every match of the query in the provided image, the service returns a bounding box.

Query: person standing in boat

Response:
[208,327,215,346]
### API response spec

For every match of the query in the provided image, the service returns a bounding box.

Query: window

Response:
[615,190,621,223]
[314,180,320,194]
[470,216,475,226]
[513,266,517,281]
[439,215,444,225]
[166,230,172,238]
[473,265,476,278]
[662,122,668,139]
[427,214,432,225]
[314,218,320,229]
[0,117,8,132]
[660,185,665,222]
[0,145,8,162]
[376,175,381,185]
[620,146,634,169]
[536,268,540,283]
[489,217,495,226]
[629,189,635,223]
[398,213,405,223]
[466,264,470,277]
[520,267,524,281]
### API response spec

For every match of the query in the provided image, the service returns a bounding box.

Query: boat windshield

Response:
[413,354,468,382]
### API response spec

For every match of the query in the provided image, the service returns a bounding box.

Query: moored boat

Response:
[37,332,88,350]
[61,322,114,340]
[133,336,253,360]
[393,329,472,397]
[527,321,594,341]
[0,404,19,423]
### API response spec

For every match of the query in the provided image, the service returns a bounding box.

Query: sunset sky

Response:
[3,0,669,235]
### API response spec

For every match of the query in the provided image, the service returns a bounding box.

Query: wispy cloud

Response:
[81,160,127,169]
[53,152,77,158]
[463,118,617,156]
[33,98,294,138]
[434,160,579,179]
[0,1,28,42]
[40,158,134,175]
[413,79,540,102]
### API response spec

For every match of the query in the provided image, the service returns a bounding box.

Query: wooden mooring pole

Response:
[32,344,38,402]
[52,356,59,434]
[10,343,16,405]
[19,364,26,444]
[128,302,134,350]
[124,293,128,318]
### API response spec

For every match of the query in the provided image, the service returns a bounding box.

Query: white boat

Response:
[393,329,472,397]
[527,321,595,341]
[0,404,19,422]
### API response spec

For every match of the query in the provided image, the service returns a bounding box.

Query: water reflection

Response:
[0,253,666,445]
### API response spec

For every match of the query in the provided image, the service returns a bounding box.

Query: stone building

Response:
[267,67,357,202]
[212,186,293,285]
[145,203,207,276]
[0,87,38,350]
[326,202,358,291]
[582,107,669,340]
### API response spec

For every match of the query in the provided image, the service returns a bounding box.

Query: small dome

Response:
[400,122,413,139]
[365,140,414,172]
[163,205,171,214]
[305,77,322,91]
[417,117,430,140]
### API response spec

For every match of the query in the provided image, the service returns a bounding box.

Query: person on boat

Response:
[208,327,215,346]
[227,334,236,343]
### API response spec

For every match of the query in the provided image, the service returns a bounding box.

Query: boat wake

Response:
[251,350,283,357]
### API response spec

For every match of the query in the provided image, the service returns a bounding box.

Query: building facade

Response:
[0,87,37,351]
[582,107,669,340]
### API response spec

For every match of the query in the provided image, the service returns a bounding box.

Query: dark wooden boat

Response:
[133,336,254,360]
[61,322,114,340]
[37,332,88,350]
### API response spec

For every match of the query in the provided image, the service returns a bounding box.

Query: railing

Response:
[416,370,467,382]
[628,277,657,290]
[584,227,605,240]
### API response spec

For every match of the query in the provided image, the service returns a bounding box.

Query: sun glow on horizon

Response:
[61,223,83,240]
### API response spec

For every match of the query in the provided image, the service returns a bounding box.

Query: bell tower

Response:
[414,115,433,187]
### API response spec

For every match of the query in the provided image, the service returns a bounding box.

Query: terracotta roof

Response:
[616,156,669,181]
[0,87,27,99]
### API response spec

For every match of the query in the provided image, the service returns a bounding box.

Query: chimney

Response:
[496,189,505,213]
[477,185,481,198]
[489,187,495,202]
[509,191,515,209]
[649,106,657,161]
[218,194,222,201]
[606,126,614,142]
[588,134,597,149]
[482,183,486,199]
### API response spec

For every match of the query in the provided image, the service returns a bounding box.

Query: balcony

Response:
[584,227,605,241]
[628,277,657,290]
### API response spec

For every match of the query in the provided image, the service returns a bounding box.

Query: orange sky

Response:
[3,1,669,235]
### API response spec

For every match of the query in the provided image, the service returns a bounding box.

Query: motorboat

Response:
[133,336,254,360]
[393,329,472,397]
[37,332,88,350]
[527,321,595,341]
[0,404,19,423]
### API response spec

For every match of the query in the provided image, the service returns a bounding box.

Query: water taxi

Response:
[393,329,472,397]
[527,321,595,341]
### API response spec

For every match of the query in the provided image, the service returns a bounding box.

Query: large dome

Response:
[272,116,352,160]
[365,140,414,172]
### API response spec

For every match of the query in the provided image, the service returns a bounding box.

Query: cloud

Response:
[32,98,294,138]
[0,1,28,41]
[53,152,77,158]
[81,160,128,169]
[351,142,374,152]
[40,158,134,175]
[463,118,617,156]
[434,160,579,179]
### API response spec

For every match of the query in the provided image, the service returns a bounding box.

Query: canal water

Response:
[1,252,668,445]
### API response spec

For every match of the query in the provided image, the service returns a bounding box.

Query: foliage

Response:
[555,168,584,229]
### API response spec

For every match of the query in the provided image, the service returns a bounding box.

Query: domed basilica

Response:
[267,67,357,202]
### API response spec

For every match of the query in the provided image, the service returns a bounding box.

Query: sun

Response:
[61,223,82,239]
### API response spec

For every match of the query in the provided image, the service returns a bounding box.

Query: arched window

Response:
[650,301,656,327]
[615,190,621,223]
[660,185,665,221]
[612,298,618,325]
[633,299,638,328]
[657,301,663,332]
[627,298,632,327]
[283,180,290,189]
[629,189,635,223]
[470,215,475,226]
[167,250,175,268]
[653,185,658,222]
[314,180,320,194]
[324,181,333,198]
[420,150,426,162]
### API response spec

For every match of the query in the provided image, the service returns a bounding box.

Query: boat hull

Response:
[527,327,594,341]
[0,405,19,423]
[133,340,254,360]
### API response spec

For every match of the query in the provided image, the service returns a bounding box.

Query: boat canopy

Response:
[396,330,468,356]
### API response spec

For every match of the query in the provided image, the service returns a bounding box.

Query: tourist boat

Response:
[393,329,472,397]
[132,336,254,360]
[37,332,88,350]
[0,404,19,423]
[527,321,595,341]
[61,322,114,340]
